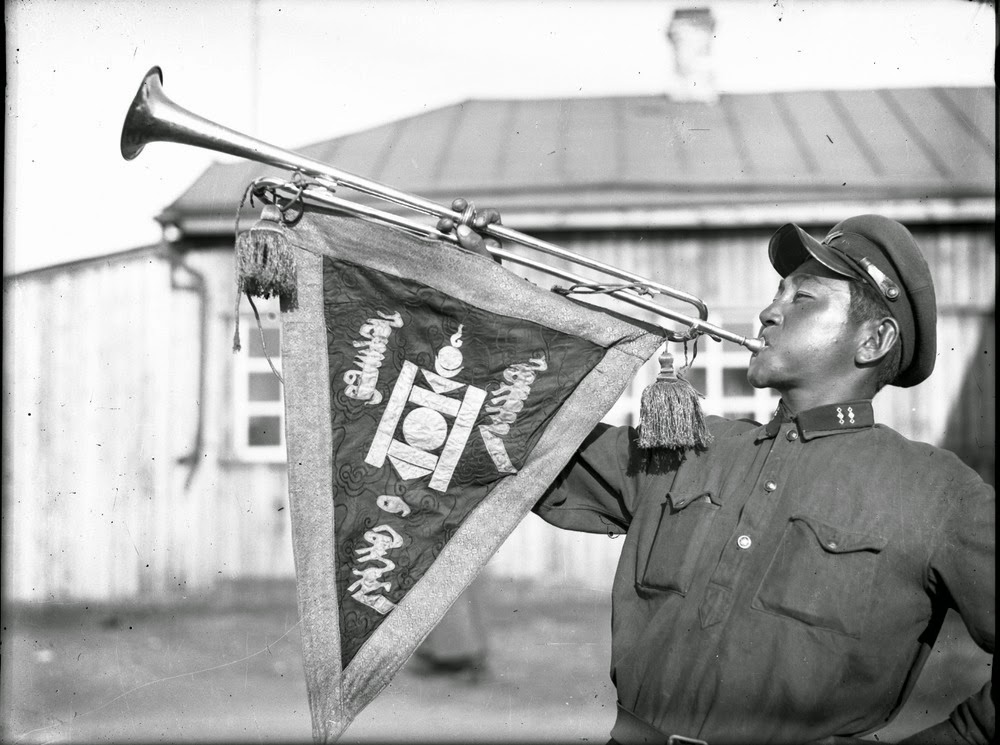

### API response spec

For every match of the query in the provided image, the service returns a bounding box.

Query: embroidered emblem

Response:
[366,333,486,492]
[343,310,404,405]
[348,497,413,614]
[348,524,404,614]
[376,494,412,517]
[836,407,845,425]
[353,328,550,615]
[479,356,547,474]
[347,565,396,614]
[434,327,465,378]
[847,406,855,424]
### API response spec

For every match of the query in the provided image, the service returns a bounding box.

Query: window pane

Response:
[685,368,707,394]
[248,372,281,401]
[723,368,753,396]
[248,328,281,358]
[726,322,757,340]
[248,416,282,446]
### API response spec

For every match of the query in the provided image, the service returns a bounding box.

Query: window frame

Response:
[675,313,779,424]
[231,305,287,463]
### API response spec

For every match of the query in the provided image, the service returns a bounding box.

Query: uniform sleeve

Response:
[533,416,749,535]
[915,477,996,744]
[532,423,654,535]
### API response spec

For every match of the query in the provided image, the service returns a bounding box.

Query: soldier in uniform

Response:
[446,210,995,744]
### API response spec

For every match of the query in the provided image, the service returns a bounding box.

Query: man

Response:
[446,210,994,744]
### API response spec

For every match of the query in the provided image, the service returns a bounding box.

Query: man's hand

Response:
[436,198,503,260]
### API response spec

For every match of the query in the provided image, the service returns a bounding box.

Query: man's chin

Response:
[745,362,773,391]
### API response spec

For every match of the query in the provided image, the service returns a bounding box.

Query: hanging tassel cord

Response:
[231,182,256,353]
[232,179,302,355]
[638,340,713,451]
[248,294,283,384]
[552,282,713,450]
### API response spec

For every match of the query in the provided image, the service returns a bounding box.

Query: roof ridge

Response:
[5,243,169,280]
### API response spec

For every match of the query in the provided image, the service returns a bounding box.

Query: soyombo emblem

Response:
[362,325,548,492]
[365,327,488,492]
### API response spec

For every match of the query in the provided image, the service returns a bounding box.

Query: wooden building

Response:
[5,84,994,601]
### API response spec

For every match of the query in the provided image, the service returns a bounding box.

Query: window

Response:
[674,317,778,423]
[232,305,286,462]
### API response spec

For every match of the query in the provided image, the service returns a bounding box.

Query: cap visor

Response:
[768,224,857,278]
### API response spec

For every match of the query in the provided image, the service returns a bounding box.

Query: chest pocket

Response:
[752,515,887,638]
[637,487,721,596]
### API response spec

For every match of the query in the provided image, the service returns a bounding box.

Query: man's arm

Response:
[533,422,672,535]
[903,478,996,744]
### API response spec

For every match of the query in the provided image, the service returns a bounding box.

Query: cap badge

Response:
[857,258,900,301]
[823,230,900,301]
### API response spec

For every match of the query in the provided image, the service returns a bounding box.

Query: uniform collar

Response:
[757,400,875,442]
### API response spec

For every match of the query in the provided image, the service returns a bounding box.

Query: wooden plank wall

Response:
[6,252,176,600]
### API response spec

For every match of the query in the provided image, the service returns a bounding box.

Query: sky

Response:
[4,0,995,275]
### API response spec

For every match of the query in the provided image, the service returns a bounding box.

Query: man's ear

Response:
[856,317,899,366]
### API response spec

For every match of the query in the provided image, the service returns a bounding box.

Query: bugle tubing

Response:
[121,66,764,353]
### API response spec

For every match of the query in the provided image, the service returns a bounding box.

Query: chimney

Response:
[666,7,718,103]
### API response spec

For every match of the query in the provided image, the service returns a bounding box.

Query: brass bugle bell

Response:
[121,66,764,353]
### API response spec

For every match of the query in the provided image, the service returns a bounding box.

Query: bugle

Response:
[121,66,764,353]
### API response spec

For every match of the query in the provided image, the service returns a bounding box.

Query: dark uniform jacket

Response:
[534,400,995,744]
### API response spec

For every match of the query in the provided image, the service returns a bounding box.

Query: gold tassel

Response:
[235,204,298,311]
[638,349,713,451]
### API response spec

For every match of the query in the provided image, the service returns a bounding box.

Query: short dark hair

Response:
[848,280,902,389]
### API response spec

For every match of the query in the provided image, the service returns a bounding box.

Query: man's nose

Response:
[758,300,780,327]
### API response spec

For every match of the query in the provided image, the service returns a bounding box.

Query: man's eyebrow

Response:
[795,274,829,287]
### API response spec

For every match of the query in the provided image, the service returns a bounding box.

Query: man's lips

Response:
[753,332,773,353]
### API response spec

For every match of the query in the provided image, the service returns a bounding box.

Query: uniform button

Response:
[786,430,799,441]
[737,535,752,550]
[764,480,777,493]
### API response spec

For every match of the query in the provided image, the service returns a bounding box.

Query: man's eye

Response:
[793,292,813,300]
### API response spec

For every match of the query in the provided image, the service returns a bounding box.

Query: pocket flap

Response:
[667,467,725,511]
[668,491,721,510]
[790,515,887,554]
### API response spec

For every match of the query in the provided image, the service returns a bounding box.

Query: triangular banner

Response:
[278,211,663,741]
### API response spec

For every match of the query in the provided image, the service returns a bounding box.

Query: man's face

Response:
[747,258,862,394]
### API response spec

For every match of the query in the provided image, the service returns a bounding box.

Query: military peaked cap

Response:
[768,214,937,387]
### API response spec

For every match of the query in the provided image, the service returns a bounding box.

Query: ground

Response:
[2,577,991,744]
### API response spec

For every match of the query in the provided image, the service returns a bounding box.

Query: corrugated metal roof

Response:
[161,86,994,235]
